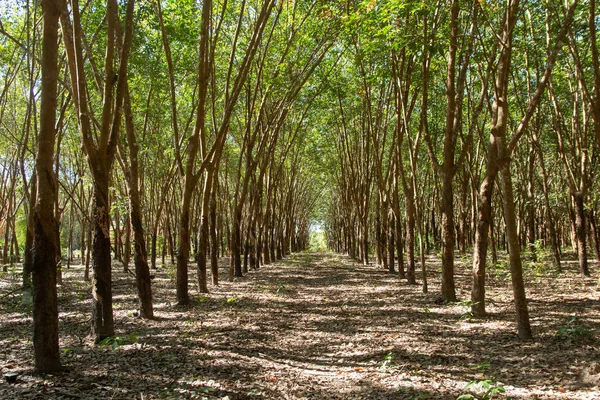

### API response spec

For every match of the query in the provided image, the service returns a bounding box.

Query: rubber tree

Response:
[31,0,62,373]
[60,0,136,342]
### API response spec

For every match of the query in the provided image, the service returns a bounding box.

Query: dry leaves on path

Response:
[1,251,599,399]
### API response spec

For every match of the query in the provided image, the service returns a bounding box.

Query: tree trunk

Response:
[405,195,417,284]
[176,184,194,305]
[471,137,500,317]
[574,193,590,276]
[232,208,243,277]
[209,175,219,285]
[32,0,61,372]
[589,210,600,265]
[440,171,456,301]
[91,178,115,342]
[388,211,395,273]
[123,90,154,318]
[196,172,213,293]
[23,172,37,291]
[499,160,532,339]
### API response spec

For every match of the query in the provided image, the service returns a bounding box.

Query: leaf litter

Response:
[0,252,599,399]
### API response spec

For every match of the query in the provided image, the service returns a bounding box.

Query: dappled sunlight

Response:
[1,252,599,398]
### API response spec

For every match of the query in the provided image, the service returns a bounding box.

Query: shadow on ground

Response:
[1,251,599,399]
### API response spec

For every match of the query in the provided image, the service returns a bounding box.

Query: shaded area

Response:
[0,252,599,399]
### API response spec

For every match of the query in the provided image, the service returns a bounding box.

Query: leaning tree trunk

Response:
[499,158,532,340]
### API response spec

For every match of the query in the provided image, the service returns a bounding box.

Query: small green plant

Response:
[422,307,430,313]
[523,240,551,276]
[471,362,491,372]
[165,264,177,282]
[460,311,473,321]
[201,386,216,394]
[379,351,396,370]
[457,379,505,400]
[557,316,592,342]
[73,279,89,301]
[226,296,239,305]
[275,284,287,294]
[458,300,475,321]
[491,260,510,281]
[196,296,209,304]
[98,332,140,350]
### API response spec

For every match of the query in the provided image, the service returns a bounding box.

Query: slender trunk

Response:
[405,195,417,284]
[176,183,194,305]
[84,221,91,281]
[536,141,561,270]
[209,175,219,285]
[114,205,121,262]
[129,194,153,318]
[589,210,600,265]
[123,90,153,318]
[574,193,590,276]
[123,215,131,272]
[23,172,37,291]
[499,160,532,339]
[388,211,395,273]
[32,0,61,372]
[232,208,243,277]
[440,172,456,301]
[471,144,499,317]
[91,177,115,342]
[151,229,158,269]
[196,172,213,293]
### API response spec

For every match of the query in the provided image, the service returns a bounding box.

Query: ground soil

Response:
[1,251,599,399]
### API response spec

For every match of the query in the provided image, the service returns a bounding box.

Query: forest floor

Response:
[1,251,599,400]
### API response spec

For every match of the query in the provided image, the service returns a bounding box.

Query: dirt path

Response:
[1,251,599,399]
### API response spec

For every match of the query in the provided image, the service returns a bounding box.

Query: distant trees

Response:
[1,0,334,367]
[324,0,587,339]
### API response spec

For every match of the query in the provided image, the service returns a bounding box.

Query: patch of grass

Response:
[165,263,177,282]
[471,361,491,372]
[98,332,140,350]
[557,316,592,342]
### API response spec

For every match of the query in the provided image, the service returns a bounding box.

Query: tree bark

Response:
[32,0,62,373]
[574,193,590,276]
